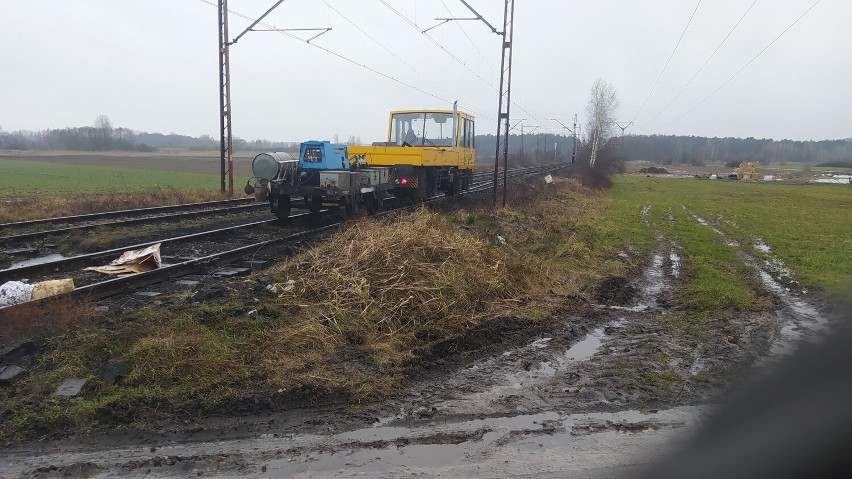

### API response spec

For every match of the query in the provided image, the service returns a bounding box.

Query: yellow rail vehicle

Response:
[349,108,475,198]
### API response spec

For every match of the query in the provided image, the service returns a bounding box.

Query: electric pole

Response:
[613,121,634,151]
[521,124,538,163]
[433,1,514,207]
[216,0,327,197]
[572,114,577,165]
[217,0,233,196]
[494,0,516,208]
[551,117,578,164]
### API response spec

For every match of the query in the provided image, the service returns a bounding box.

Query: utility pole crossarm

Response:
[458,0,502,34]
[230,0,287,45]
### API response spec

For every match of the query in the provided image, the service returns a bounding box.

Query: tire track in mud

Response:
[682,208,832,358]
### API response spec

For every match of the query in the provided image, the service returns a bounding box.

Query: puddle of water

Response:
[669,252,681,278]
[765,258,794,279]
[563,329,604,361]
[8,253,66,269]
[754,240,771,253]
[757,270,828,356]
[560,318,626,364]
[334,425,412,443]
[691,214,725,236]
[811,176,851,184]
[634,253,665,310]
[688,353,706,376]
[373,407,406,427]
[267,441,469,476]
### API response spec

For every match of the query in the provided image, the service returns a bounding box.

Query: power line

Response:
[378,0,496,89]
[378,0,549,128]
[631,0,702,123]
[196,0,492,120]
[656,0,822,132]
[639,0,758,130]
[440,0,499,77]
[318,0,493,119]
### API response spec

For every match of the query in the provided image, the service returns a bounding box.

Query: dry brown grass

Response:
[0,297,96,343]
[0,187,229,223]
[262,208,555,384]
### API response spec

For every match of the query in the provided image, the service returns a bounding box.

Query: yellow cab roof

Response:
[390,109,475,120]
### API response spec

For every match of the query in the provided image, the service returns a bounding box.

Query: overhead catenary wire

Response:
[439,0,499,77]
[378,0,550,128]
[655,0,823,132]
[318,0,494,120]
[631,0,702,123]
[639,0,759,130]
[196,0,494,121]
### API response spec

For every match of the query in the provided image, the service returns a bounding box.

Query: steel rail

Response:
[0,202,267,244]
[0,216,288,283]
[72,223,341,301]
[0,198,257,231]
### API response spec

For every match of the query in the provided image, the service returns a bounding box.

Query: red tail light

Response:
[399,177,409,186]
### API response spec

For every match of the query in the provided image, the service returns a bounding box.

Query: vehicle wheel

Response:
[339,197,354,219]
[271,194,291,221]
[309,195,323,214]
[462,170,472,190]
[448,170,461,196]
[365,192,384,215]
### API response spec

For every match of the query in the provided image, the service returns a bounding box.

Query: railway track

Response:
[1,163,566,307]
[0,166,545,245]
[0,199,267,244]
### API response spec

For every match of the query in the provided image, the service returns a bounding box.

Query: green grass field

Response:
[601,176,852,302]
[0,158,221,197]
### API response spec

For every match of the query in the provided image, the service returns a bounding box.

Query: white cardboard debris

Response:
[84,243,162,275]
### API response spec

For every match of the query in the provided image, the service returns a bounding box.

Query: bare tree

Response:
[585,79,619,168]
[93,114,114,150]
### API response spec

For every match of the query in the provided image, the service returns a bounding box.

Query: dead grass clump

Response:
[0,187,227,222]
[264,209,550,380]
[0,297,96,342]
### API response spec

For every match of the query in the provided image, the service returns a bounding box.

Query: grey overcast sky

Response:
[1,0,849,143]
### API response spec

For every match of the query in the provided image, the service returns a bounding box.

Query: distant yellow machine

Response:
[730,162,761,180]
[349,108,475,198]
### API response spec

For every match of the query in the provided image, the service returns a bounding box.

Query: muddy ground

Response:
[0,201,838,478]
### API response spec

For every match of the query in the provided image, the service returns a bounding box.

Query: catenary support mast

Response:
[494,0,515,207]
[218,0,234,196]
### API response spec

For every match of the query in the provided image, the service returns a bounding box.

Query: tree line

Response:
[0,116,297,152]
[621,135,852,167]
[3,115,849,168]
